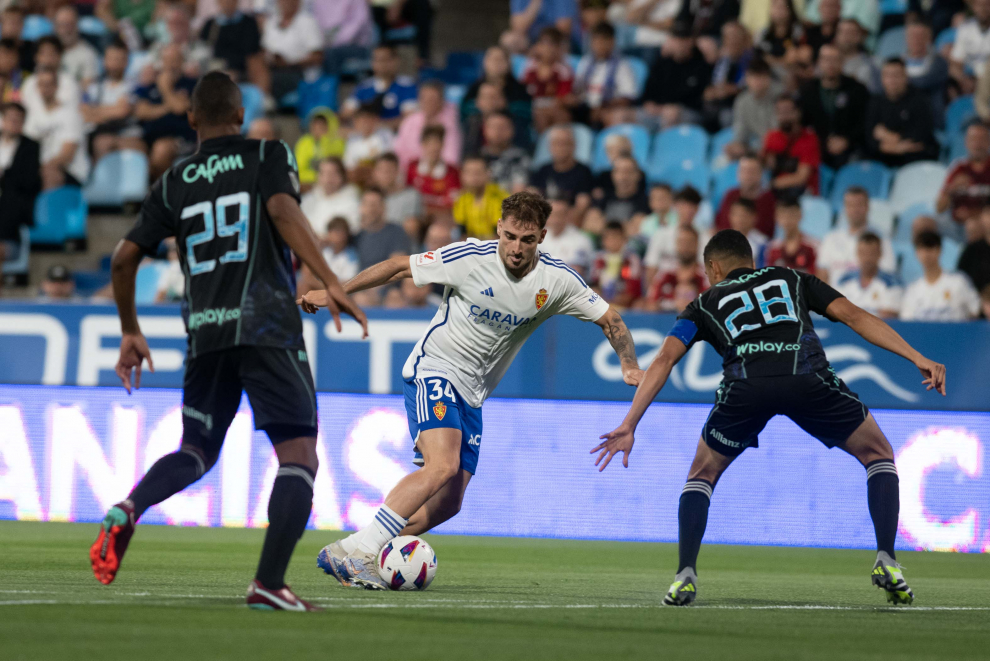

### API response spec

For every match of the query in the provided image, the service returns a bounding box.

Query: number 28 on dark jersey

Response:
[669,266,845,382]
[125,136,304,358]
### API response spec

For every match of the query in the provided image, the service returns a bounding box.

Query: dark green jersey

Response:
[125,135,304,357]
[671,266,845,382]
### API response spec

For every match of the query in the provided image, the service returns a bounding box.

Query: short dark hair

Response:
[462,154,488,168]
[731,197,757,214]
[883,56,906,68]
[590,21,616,39]
[704,229,753,264]
[485,109,513,124]
[354,103,378,118]
[1,101,25,116]
[746,57,771,76]
[326,216,352,236]
[363,186,386,201]
[844,185,869,199]
[775,93,798,107]
[319,157,346,180]
[420,79,445,96]
[0,37,19,53]
[538,26,565,44]
[650,182,673,194]
[776,197,801,211]
[37,35,63,55]
[106,36,128,53]
[603,220,625,234]
[674,186,702,205]
[421,125,446,142]
[191,71,242,127]
[678,225,700,239]
[859,231,881,246]
[501,191,552,229]
[373,44,397,56]
[914,230,942,249]
[375,152,399,167]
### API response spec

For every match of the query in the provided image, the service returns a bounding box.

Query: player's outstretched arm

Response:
[825,297,946,395]
[110,239,155,394]
[267,193,368,337]
[594,307,644,386]
[297,255,411,311]
[592,336,688,471]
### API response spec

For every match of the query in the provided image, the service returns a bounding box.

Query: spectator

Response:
[755,0,804,71]
[506,0,578,52]
[592,132,637,199]
[300,158,361,234]
[343,105,394,177]
[321,216,360,283]
[798,43,868,169]
[589,221,642,306]
[462,45,531,127]
[529,125,593,216]
[22,36,81,116]
[407,125,460,214]
[703,21,753,130]
[727,57,779,158]
[342,44,418,129]
[371,0,435,65]
[199,0,268,90]
[24,68,89,190]
[0,38,27,102]
[644,225,708,312]
[864,57,939,167]
[957,205,990,296]
[644,185,705,281]
[907,0,966,40]
[479,111,530,193]
[949,0,990,95]
[394,81,463,173]
[262,0,324,101]
[617,0,682,49]
[715,154,776,236]
[764,198,817,272]
[384,276,444,309]
[521,27,574,132]
[452,156,508,239]
[572,22,637,127]
[315,0,375,73]
[461,82,510,156]
[0,103,40,268]
[903,20,948,122]
[835,18,880,92]
[540,196,594,274]
[900,231,980,321]
[193,0,255,31]
[817,186,896,284]
[149,3,213,77]
[803,0,839,57]
[294,108,346,190]
[95,0,159,49]
[0,6,34,74]
[371,153,424,230]
[246,118,278,140]
[132,44,196,181]
[353,187,413,303]
[83,39,142,163]
[586,155,649,232]
[763,94,820,197]
[639,183,677,237]
[38,264,77,301]
[676,0,742,49]
[728,197,769,262]
[54,5,99,87]
[835,232,902,318]
[937,123,990,242]
[639,21,712,129]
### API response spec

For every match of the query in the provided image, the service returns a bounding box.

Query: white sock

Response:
[338,529,365,555]
[356,504,408,556]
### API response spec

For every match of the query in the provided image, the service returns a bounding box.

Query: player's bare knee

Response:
[425,456,460,486]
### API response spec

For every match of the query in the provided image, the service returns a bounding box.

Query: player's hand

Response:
[591,423,635,471]
[296,289,328,314]
[915,356,946,395]
[296,287,369,338]
[622,366,645,387]
[116,333,154,395]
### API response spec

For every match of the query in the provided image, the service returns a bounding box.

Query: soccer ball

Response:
[376,535,437,591]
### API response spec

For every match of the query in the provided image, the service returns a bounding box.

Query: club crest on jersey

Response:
[535,288,548,310]
[433,401,447,420]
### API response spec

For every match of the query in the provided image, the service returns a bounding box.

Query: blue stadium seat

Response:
[875,27,906,61]
[625,56,648,97]
[297,75,339,121]
[445,84,467,107]
[32,187,86,246]
[941,237,962,271]
[799,197,834,240]
[445,51,483,85]
[85,150,149,207]
[651,158,710,192]
[1,225,30,280]
[819,164,835,199]
[21,15,53,40]
[511,54,527,79]
[946,132,967,164]
[591,123,650,172]
[895,241,922,283]
[384,25,417,42]
[829,161,892,212]
[895,201,935,243]
[239,83,263,135]
[711,162,738,207]
[531,123,595,169]
[880,0,907,14]
[62,187,89,242]
[134,261,168,304]
[943,96,976,144]
[935,27,957,52]
[78,15,108,38]
[888,161,948,214]
[708,127,735,166]
[649,125,708,181]
[567,54,580,71]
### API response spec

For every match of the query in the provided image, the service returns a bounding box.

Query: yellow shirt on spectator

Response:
[453,184,508,239]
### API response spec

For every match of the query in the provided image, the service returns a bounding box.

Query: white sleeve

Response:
[950,28,968,63]
[883,284,903,314]
[899,285,919,320]
[880,238,897,274]
[957,276,981,318]
[554,271,610,322]
[643,230,664,268]
[302,16,325,52]
[409,240,491,288]
[615,60,637,99]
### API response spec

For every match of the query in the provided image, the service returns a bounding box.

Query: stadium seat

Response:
[935,27,956,52]
[945,132,967,163]
[694,200,714,230]
[941,237,962,271]
[78,15,108,38]
[134,261,168,304]
[943,96,976,144]
[895,241,921,283]
[445,84,467,107]
[384,24,417,42]
[32,186,85,247]
[61,187,89,244]
[591,123,650,173]
[875,27,906,61]
[711,162,738,207]
[445,51,483,84]
[625,56,648,97]
[651,158,710,192]
[799,197,834,240]
[708,127,735,167]
[895,201,936,243]
[829,161,892,212]
[1,225,30,281]
[531,123,595,169]
[836,198,895,238]
[649,125,708,181]
[511,54,527,79]
[21,15,53,40]
[819,164,835,199]
[85,150,149,207]
[239,84,264,135]
[880,0,907,14]
[296,75,339,121]
[889,161,947,214]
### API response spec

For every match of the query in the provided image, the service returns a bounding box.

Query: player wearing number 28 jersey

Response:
[597,229,947,607]
[300,192,645,590]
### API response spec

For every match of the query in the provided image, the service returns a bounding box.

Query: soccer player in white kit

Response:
[299,192,644,589]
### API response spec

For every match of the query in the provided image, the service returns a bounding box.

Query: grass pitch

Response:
[1,521,988,660]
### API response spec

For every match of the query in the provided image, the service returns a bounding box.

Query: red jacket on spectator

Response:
[590,250,642,305]
[647,268,708,311]
[762,127,820,195]
[764,238,818,273]
[407,159,460,210]
[714,188,777,237]
[521,61,573,100]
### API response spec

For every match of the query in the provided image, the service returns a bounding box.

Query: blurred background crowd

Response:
[1,0,989,321]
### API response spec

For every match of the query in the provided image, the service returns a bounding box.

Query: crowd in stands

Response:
[1,0,989,321]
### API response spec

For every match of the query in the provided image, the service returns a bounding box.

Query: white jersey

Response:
[899,271,981,322]
[836,270,903,316]
[402,239,610,408]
